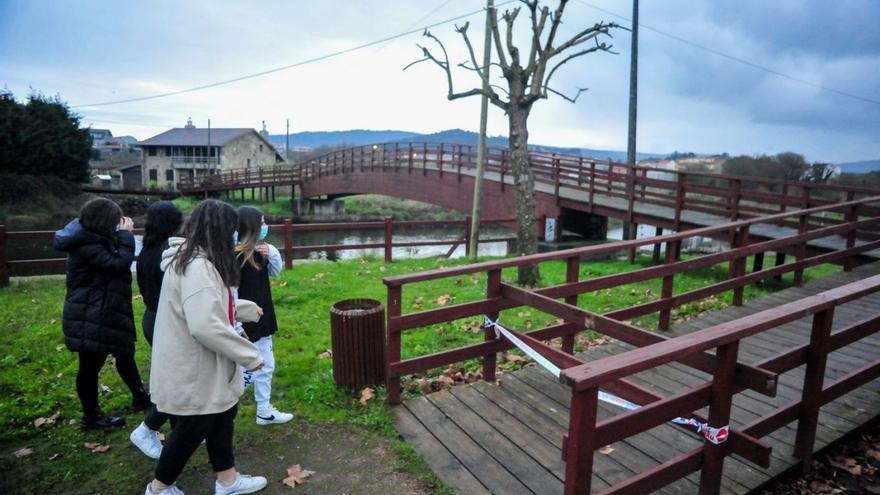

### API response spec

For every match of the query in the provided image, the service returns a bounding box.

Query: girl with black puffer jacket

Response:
[54,197,151,429]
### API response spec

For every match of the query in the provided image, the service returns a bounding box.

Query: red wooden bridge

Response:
[166,145,880,493]
[179,142,880,264]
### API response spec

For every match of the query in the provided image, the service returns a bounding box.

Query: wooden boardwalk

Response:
[395,263,880,494]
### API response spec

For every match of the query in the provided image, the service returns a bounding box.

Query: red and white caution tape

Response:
[483,317,729,445]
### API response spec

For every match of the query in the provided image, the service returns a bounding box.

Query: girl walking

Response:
[55,198,150,429]
[146,200,267,495]
[130,201,183,459]
[234,207,293,426]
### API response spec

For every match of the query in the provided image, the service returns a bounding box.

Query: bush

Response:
[0,173,81,204]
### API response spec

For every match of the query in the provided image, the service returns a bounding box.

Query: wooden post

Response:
[554,157,561,202]
[383,217,393,263]
[627,223,638,264]
[464,215,473,258]
[730,225,749,306]
[563,256,580,354]
[844,191,857,272]
[0,225,8,287]
[774,252,786,281]
[408,143,413,173]
[658,240,678,330]
[752,251,765,273]
[794,308,835,469]
[283,219,293,270]
[438,143,444,177]
[730,178,741,221]
[577,157,583,187]
[794,213,808,287]
[698,341,740,495]
[588,162,596,213]
[385,285,402,405]
[484,269,501,382]
[652,227,663,264]
[563,388,599,495]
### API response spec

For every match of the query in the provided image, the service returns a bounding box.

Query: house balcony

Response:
[170,156,220,169]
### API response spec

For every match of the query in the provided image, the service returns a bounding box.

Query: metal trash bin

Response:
[329,299,386,390]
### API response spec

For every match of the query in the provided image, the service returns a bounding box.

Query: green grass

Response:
[174,194,295,217]
[0,253,840,493]
[342,195,463,221]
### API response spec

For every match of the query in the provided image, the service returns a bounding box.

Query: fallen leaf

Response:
[379,266,386,272]
[13,447,33,458]
[56,372,63,378]
[318,350,332,359]
[359,387,375,407]
[100,384,111,393]
[84,442,110,453]
[517,311,531,318]
[68,419,77,426]
[598,445,615,455]
[271,280,288,287]
[503,353,525,363]
[133,294,143,300]
[828,456,861,476]
[436,294,451,306]
[33,413,59,428]
[49,318,57,324]
[282,464,315,487]
[434,375,455,389]
[55,345,63,352]
[48,453,60,460]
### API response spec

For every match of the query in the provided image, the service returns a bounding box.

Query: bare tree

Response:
[406,0,618,285]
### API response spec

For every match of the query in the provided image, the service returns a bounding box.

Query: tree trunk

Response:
[508,102,540,286]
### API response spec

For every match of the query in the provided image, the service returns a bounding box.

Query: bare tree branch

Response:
[502,7,522,67]
[404,29,508,109]
[545,86,587,103]
[488,4,510,72]
[549,21,617,57]
[455,22,486,82]
[543,43,608,90]
[543,0,570,53]
[524,1,548,73]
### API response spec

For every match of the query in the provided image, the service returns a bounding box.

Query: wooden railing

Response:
[177,142,880,242]
[381,196,880,494]
[0,217,515,285]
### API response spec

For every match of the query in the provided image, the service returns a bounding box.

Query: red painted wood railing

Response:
[382,195,880,494]
[0,217,515,285]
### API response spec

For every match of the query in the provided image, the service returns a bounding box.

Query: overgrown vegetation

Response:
[0,253,839,493]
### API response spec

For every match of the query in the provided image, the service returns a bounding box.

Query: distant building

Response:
[137,118,282,190]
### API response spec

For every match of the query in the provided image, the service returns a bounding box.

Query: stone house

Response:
[137,118,282,190]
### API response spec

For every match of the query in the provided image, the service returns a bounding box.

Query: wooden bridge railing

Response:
[382,196,880,494]
[0,217,515,285]
[177,141,880,242]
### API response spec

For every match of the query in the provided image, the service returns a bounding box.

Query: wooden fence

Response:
[0,217,516,285]
[382,195,880,494]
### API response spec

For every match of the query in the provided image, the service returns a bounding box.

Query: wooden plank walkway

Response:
[395,262,880,494]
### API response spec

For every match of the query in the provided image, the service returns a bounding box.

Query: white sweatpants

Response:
[243,335,275,413]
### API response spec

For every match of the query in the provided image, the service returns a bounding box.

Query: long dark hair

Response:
[79,197,123,239]
[143,201,183,249]
[171,199,239,287]
[235,206,265,270]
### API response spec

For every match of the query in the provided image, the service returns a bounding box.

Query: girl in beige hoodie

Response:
[146,200,268,495]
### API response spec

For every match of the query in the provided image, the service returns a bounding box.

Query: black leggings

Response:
[155,404,238,484]
[141,309,173,431]
[76,350,147,417]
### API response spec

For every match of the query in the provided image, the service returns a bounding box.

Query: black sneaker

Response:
[81,415,126,430]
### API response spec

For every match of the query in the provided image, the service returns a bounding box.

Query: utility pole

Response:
[286,119,290,163]
[208,118,213,174]
[623,0,638,247]
[468,0,493,260]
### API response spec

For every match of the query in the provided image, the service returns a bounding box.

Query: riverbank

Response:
[0,254,839,493]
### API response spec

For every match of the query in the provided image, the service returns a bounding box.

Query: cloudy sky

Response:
[1,0,878,163]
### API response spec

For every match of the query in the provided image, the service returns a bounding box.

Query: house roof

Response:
[137,128,254,147]
[137,127,283,160]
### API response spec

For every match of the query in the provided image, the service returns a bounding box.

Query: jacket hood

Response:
[160,236,186,271]
[54,219,102,252]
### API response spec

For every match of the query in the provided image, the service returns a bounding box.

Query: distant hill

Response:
[838,159,880,174]
[269,128,666,162]
[268,130,420,149]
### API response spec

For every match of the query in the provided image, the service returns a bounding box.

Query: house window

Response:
[165,146,171,156]
[149,169,158,181]
[166,169,174,182]
[260,144,263,152]
[247,158,251,167]
[148,147,157,156]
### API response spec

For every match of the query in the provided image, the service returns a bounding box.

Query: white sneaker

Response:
[214,473,267,495]
[255,406,293,426]
[131,422,163,459]
[145,482,184,494]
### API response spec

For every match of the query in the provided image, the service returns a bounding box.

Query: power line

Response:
[72,1,514,109]
[575,0,880,106]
